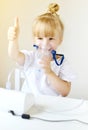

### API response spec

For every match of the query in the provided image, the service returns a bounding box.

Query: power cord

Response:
[8,110,88,125]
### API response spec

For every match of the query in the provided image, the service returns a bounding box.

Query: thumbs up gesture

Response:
[8,17,20,41]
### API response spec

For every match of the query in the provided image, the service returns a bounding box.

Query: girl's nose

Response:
[42,39,49,49]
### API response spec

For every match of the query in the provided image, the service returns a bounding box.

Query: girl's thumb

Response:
[14,17,19,28]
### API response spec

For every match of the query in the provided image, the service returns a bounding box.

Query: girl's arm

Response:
[39,56,71,97]
[46,71,71,97]
[8,17,25,66]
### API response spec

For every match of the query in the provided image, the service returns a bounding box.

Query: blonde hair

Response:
[32,3,64,40]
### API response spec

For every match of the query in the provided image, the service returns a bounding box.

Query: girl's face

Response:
[34,33,61,51]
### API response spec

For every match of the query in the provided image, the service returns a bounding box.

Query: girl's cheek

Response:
[52,44,58,50]
[35,41,41,46]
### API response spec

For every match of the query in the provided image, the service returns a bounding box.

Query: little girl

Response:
[8,3,75,96]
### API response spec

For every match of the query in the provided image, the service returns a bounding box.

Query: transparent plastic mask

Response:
[33,45,64,71]
[34,47,52,71]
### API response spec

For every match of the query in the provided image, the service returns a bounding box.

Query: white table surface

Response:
[0,95,88,130]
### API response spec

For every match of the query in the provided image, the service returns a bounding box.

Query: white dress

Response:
[19,50,75,96]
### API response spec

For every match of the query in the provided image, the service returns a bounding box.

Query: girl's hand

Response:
[8,17,20,41]
[39,56,52,74]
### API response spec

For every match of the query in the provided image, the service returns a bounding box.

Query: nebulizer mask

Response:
[33,44,64,71]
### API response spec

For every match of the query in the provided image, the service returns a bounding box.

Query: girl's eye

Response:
[49,38,54,40]
[38,37,43,40]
